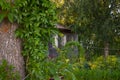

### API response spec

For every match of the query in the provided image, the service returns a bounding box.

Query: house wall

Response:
[54,33,78,48]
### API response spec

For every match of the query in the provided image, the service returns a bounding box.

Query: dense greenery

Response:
[0,0,57,80]
[15,0,57,80]
[0,0,120,80]
[58,0,120,57]
[0,60,20,80]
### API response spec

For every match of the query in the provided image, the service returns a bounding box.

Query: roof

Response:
[56,24,68,29]
[56,24,72,33]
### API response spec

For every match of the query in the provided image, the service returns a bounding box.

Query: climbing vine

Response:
[0,0,58,79]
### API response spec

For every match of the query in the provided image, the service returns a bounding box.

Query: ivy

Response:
[0,0,58,79]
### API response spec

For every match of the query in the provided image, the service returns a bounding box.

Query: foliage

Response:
[63,55,120,80]
[14,0,57,80]
[72,69,120,80]
[0,0,14,22]
[55,55,120,80]
[90,55,120,70]
[59,41,85,63]
[55,42,120,80]
[58,0,120,55]
[0,0,120,80]
[0,0,57,80]
[0,60,20,80]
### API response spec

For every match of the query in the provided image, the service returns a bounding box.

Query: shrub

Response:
[91,55,120,70]
[0,60,20,80]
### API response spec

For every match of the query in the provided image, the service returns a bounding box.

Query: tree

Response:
[0,0,57,79]
[0,1,25,79]
[58,0,120,59]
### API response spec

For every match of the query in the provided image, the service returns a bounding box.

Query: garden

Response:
[0,0,120,80]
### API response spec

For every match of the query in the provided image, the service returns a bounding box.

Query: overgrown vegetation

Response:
[0,0,120,80]
[0,60,20,80]
[0,0,57,79]
[56,42,120,80]
[58,0,120,56]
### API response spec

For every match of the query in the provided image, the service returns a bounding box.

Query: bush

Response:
[56,42,120,80]
[90,55,120,70]
[0,60,20,80]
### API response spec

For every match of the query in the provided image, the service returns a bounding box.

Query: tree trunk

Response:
[104,42,109,59]
[0,19,25,79]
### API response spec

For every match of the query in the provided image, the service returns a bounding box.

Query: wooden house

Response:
[54,24,78,48]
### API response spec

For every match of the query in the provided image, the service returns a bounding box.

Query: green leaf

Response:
[65,69,77,80]
[8,13,14,23]
[0,13,5,22]
[54,76,61,80]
